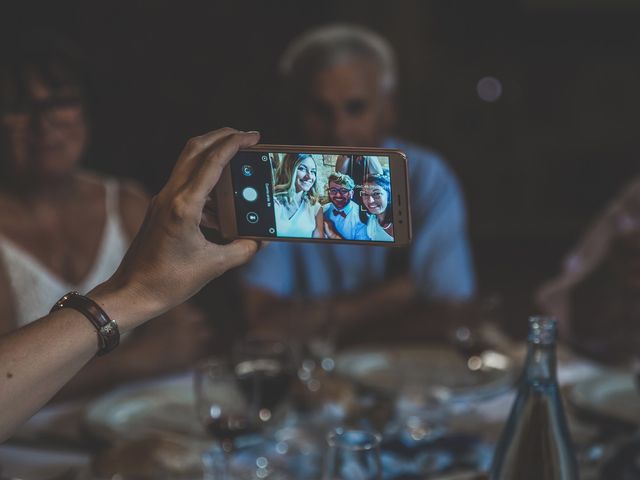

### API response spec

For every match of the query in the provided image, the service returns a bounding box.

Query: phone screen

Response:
[230,150,398,243]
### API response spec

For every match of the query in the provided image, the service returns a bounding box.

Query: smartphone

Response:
[215,144,411,246]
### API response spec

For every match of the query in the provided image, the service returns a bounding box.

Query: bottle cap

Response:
[528,316,557,345]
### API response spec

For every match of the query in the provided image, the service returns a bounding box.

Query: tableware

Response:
[324,428,382,480]
[85,373,201,442]
[388,385,452,444]
[569,371,640,426]
[195,359,260,480]
[334,345,516,401]
[380,432,492,479]
[233,337,295,423]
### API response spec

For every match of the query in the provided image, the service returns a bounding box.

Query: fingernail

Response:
[246,130,260,134]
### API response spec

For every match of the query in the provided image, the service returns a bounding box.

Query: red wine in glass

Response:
[205,413,258,451]
[235,358,293,420]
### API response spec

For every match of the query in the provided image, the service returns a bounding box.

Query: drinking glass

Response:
[194,359,257,480]
[392,385,451,444]
[323,428,382,480]
[233,337,295,424]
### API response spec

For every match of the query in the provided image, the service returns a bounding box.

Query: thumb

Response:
[208,239,259,274]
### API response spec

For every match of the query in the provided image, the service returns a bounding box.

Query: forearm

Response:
[52,332,150,401]
[0,308,97,441]
[0,284,151,441]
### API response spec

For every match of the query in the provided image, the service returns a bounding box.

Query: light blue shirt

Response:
[241,138,475,300]
[322,200,369,241]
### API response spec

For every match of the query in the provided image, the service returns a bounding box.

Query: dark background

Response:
[4,0,640,334]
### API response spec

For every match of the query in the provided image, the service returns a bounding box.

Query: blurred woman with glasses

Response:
[0,30,213,399]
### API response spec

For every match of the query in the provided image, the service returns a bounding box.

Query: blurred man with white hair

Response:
[242,24,475,341]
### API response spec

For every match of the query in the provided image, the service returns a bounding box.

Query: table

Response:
[0,341,628,480]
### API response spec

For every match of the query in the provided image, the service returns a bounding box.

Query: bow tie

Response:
[333,209,347,218]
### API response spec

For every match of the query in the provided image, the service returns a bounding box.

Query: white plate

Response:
[335,345,516,401]
[85,373,203,442]
[570,371,640,426]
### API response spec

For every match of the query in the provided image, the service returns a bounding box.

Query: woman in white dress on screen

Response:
[361,174,394,242]
[273,153,323,238]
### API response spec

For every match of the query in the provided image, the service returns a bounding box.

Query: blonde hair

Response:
[274,153,319,205]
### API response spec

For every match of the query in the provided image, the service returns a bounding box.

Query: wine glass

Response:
[391,385,451,444]
[294,299,338,401]
[233,337,295,424]
[194,358,258,480]
[323,428,382,480]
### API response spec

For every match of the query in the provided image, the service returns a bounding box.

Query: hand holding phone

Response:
[215,145,411,246]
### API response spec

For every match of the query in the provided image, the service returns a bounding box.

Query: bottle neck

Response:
[523,342,557,384]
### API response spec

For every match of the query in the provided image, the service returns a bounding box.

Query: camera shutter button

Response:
[242,187,258,202]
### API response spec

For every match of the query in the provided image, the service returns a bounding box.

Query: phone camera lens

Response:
[242,165,253,176]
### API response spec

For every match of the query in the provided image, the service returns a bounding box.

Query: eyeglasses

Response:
[328,187,351,196]
[2,96,83,116]
[360,191,384,200]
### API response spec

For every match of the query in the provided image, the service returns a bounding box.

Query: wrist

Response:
[87,279,162,334]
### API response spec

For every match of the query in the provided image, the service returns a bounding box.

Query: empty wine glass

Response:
[392,385,451,444]
[194,358,258,480]
[323,428,382,480]
[233,337,295,424]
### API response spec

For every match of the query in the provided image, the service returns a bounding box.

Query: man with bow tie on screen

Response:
[322,171,369,241]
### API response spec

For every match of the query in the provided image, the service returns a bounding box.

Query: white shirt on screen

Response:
[274,194,320,238]
[366,214,394,242]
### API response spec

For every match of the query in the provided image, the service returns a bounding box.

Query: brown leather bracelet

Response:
[50,291,120,356]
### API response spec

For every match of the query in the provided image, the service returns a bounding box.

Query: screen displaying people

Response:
[270,152,394,242]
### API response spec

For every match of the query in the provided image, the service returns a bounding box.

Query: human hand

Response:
[538,193,640,312]
[93,128,260,329]
[323,220,342,240]
[606,218,640,290]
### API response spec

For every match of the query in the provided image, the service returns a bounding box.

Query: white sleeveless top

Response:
[366,214,394,242]
[274,194,321,238]
[0,179,130,328]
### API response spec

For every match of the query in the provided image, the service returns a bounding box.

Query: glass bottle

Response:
[490,316,578,480]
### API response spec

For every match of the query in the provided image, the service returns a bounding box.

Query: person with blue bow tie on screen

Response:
[322,171,369,241]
